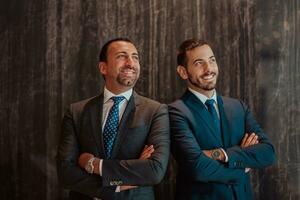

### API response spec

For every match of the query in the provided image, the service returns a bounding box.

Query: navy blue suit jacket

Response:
[169,90,276,200]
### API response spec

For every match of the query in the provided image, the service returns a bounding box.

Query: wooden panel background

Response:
[0,0,299,199]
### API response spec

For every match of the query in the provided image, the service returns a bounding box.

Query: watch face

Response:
[212,150,220,158]
[85,157,95,174]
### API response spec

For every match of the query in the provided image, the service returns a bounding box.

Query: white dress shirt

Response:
[101,87,132,128]
[188,87,219,117]
[98,87,133,193]
[188,87,229,162]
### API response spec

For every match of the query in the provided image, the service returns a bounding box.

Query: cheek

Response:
[190,68,204,77]
[214,67,219,75]
[136,64,141,71]
[213,64,219,71]
[133,60,140,67]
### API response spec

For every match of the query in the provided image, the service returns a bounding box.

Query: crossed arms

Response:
[169,101,276,185]
[56,104,170,199]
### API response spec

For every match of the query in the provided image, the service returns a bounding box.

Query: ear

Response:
[99,62,107,76]
[177,65,188,80]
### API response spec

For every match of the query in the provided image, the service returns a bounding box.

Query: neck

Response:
[105,84,132,95]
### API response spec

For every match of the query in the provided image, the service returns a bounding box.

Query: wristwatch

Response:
[211,149,221,160]
[85,156,95,174]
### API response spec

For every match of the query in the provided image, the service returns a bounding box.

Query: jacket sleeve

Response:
[169,104,245,185]
[225,101,276,169]
[56,106,116,199]
[101,104,170,186]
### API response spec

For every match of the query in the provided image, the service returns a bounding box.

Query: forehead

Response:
[186,44,214,61]
[107,41,138,55]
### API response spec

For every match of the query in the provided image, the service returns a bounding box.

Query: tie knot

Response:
[205,99,215,107]
[111,96,125,105]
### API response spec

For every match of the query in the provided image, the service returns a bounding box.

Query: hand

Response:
[203,150,212,158]
[78,152,94,169]
[118,145,154,191]
[139,145,154,160]
[240,133,259,148]
[120,185,138,191]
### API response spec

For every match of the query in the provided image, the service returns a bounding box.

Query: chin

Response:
[118,79,137,87]
[200,83,216,91]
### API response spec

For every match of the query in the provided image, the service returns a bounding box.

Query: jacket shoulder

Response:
[169,99,185,108]
[69,95,99,115]
[221,96,244,107]
[168,99,193,118]
[136,94,163,108]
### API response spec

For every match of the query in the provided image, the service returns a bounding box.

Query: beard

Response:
[187,71,217,91]
[116,66,139,87]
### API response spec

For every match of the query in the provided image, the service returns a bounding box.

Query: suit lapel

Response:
[110,92,137,158]
[89,94,106,158]
[217,96,232,148]
[183,90,223,146]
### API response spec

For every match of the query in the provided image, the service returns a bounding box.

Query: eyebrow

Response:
[115,51,139,56]
[116,51,127,55]
[192,56,215,64]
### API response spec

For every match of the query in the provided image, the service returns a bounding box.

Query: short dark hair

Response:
[99,37,133,62]
[177,39,209,67]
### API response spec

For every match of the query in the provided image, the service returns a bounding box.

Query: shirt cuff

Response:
[220,148,228,162]
[99,159,103,176]
[115,186,121,192]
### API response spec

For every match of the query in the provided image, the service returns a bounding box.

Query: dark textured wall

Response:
[0,0,299,199]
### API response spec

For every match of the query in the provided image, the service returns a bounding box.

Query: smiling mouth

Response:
[201,73,215,80]
[119,68,138,78]
[121,69,136,75]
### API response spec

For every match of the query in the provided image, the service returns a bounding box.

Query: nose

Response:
[125,57,134,68]
[203,61,212,71]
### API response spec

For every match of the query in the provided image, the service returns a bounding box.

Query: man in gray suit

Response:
[57,38,170,200]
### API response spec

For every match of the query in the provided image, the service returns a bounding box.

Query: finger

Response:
[244,133,255,146]
[247,134,258,145]
[142,145,154,154]
[145,149,154,157]
[141,148,154,158]
[249,135,258,145]
[244,133,256,146]
[146,150,154,157]
[145,153,152,158]
[140,153,152,160]
[241,133,249,146]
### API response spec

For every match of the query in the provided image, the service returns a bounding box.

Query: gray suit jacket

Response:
[57,92,170,200]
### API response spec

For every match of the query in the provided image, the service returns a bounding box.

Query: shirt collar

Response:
[103,87,133,103]
[188,87,218,105]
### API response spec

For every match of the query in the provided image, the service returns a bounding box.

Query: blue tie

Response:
[205,99,221,134]
[103,96,125,158]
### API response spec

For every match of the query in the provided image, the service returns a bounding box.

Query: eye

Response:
[194,60,205,67]
[132,55,139,61]
[210,57,216,63]
[117,54,127,59]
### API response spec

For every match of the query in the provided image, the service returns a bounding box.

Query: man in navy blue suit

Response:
[169,39,276,200]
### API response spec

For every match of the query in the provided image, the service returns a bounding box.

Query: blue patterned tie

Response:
[103,96,125,158]
[205,99,221,134]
